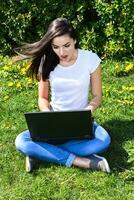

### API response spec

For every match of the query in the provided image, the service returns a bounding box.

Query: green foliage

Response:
[94,0,134,58]
[0,0,133,58]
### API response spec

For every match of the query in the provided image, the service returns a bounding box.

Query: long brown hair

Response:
[14,18,79,81]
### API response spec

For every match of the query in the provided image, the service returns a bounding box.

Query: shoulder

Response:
[79,49,100,60]
[79,49,101,73]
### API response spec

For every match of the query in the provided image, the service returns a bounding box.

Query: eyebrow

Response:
[52,42,70,47]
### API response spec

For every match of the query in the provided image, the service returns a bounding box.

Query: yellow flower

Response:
[20,68,26,75]
[27,78,32,84]
[122,86,134,91]
[16,82,21,88]
[126,86,134,91]
[125,63,133,72]
[3,66,10,71]
[123,100,133,105]
[25,63,31,70]
[8,82,14,87]
[117,99,133,105]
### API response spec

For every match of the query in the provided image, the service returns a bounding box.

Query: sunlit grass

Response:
[0,56,134,200]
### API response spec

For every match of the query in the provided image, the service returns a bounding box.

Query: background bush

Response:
[0,0,133,58]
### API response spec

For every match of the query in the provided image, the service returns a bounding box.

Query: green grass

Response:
[0,57,134,200]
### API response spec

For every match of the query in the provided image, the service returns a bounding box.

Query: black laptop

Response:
[24,110,93,142]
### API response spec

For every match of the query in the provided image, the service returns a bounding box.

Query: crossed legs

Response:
[15,122,111,168]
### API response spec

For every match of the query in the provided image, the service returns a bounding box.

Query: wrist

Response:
[41,108,50,112]
[85,105,93,112]
[40,106,50,112]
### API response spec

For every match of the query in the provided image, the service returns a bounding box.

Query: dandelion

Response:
[3,66,10,71]
[27,78,32,84]
[123,100,133,105]
[125,63,133,72]
[122,86,134,91]
[8,82,14,87]
[126,86,134,91]
[1,122,11,129]
[16,82,21,88]
[20,68,26,75]
[105,88,110,97]
[117,99,133,106]
[25,62,31,70]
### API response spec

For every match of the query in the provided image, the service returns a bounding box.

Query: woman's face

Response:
[51,34,77,63]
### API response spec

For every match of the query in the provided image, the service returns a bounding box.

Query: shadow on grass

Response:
[28,119,134,175]
[102,119,134,172]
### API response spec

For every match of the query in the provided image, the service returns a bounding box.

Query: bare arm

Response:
[86,65,102,112]
[38,78,50,111]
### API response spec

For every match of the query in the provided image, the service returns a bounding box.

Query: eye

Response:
[64,44,70,48]
[52,45,59,49]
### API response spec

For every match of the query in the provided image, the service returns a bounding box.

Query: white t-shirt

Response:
[49,49,101,111]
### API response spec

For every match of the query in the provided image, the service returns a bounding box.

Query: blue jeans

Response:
[15,122,111,167]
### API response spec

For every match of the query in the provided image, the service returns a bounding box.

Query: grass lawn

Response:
[0,56,134,200]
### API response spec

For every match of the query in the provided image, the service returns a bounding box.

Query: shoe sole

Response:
[93,154,111,173]
[26,156,32,173]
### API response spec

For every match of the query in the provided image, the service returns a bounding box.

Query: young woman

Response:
[15,18,111,173]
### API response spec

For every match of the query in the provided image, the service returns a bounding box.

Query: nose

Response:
[59,47,64,56]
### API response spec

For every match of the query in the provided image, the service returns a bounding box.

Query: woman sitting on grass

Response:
[15,17,111,173]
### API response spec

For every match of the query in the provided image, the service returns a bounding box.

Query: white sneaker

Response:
[88,154,111,173]
[25,156,36,173]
